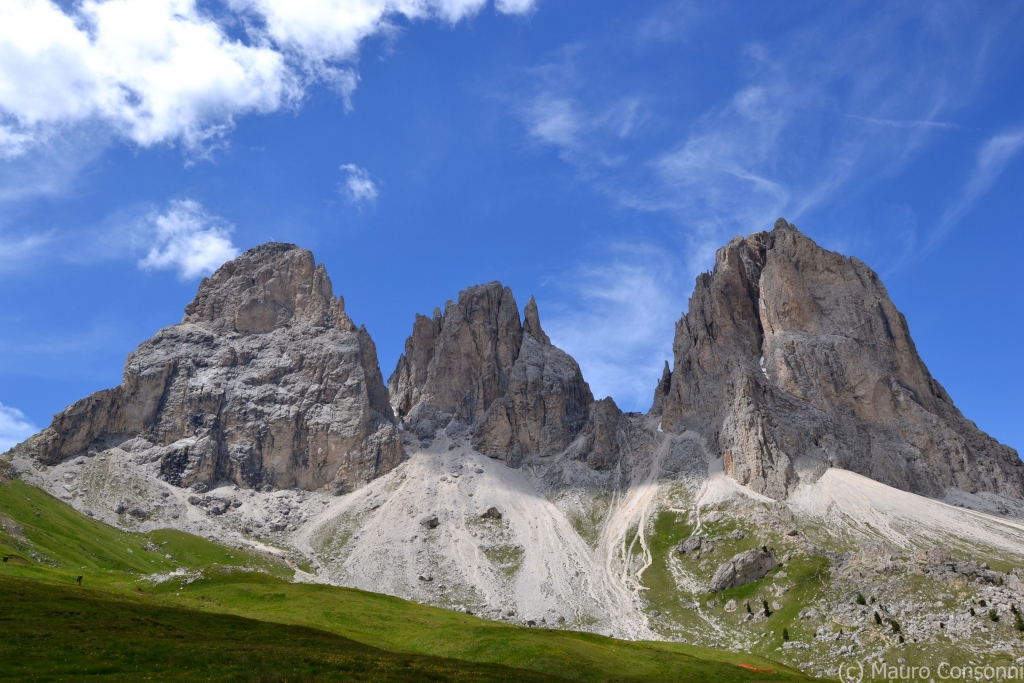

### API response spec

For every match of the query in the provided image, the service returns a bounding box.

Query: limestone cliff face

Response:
[16,243,402,492]
[389,287,618,468]
[655,219,1024,500]
[389,282,523,429]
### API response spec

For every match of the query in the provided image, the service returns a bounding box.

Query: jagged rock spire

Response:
[389,283,618,468]
[650,361,672,417]
[523,295,551,344]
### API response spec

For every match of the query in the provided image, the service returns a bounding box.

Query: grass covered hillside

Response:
[0,463,806,682]
[0,577,568,683]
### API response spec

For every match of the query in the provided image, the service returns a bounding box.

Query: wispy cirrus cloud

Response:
[520,3,1015,249]
[848,115,959,131]
[0,231,54,273]
[543,244,683,409]
[931,126,1024,249]
[516,2,1021,409]
[518,46,646,172]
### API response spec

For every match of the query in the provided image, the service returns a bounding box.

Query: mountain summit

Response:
[387,282,620,468]
[653,218,1024,499]
[16,243,401,493]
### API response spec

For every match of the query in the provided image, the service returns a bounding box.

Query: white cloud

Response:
[849,115,957,130]
[230,0,524,62]
[0,0,297,155]
[543,244,683,411]
[339,163,379,205]
[522,95,644,175]
[525,96,580,149]
[0,125,37,160]
[931,126,1024,248]
[0,0,536,157]
[0,402,37,451]
[648,81,793,254]
[0,231,53,272]
[138,199,239,279]
[519,3,1020,281]
[495,0,534,14]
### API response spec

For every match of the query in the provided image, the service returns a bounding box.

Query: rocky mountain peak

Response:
[656,218,1024,500]
[389,281,523,426]
[182,243,350,335]
[389,285,619,468]
[14,243,401,493]
[11,224,1020,507]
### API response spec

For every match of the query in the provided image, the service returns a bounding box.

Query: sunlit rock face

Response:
[389,285,621,469]
[15,243,402,493]
[654,218,1024,500]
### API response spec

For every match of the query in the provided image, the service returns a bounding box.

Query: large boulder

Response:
[709,548,780,592]
[13,243,403,493]
[655,218,1024,500]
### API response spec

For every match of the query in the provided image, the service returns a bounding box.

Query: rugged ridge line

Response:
[11,224,1022,505]
[13,243,402,493]
[653,218,1024,500]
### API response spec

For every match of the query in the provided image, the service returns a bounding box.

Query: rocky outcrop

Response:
[389,282,522,430]
[14,243,402,493]
[389,286,620,467]
[473,327,594,464]
[657,218,1024,500]
[674,534,703,554]
[709,548,780,592]
[562,397,627,471]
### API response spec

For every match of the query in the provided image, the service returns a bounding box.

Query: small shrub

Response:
[874,612,882,626]
[980,599,987,607]
[970,608,976,616]
[891,621,901,634]
[899,635,905,644]
[782,628,789,642]
[855,593,866,605]
[746,603,752,614]
[762,600,772,617]
[869,596,875,604]
[990,609,1000,623]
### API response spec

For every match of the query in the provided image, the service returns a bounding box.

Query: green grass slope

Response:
[0,465,807,682]
[0,576,568,683]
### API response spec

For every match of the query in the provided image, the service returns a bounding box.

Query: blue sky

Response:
[1,0,1022,455]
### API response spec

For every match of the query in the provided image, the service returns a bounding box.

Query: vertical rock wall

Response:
[655,219,1024,499]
